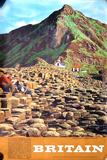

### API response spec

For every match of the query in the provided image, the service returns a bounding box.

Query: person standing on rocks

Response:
[0,69,13,92]
[14,77,32,95]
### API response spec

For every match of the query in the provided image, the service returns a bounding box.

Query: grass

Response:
[78,63,98,77]
[95,49,107,57]
[29,43,67,63]
[68,11,83,21]
[4,44,22,64]
[0,40,5,46]
[62,15,97,45]
[0,52,6,62]
[89,19,106,37]
[79,48,92,57]
[1,10,107,68]
[103,40,107,49]
[63,15,87,40]
[4,42,33,65]
[64,49,74,70]
[89,19,107,50]
[19,43,33,63]
[3,35,67,66]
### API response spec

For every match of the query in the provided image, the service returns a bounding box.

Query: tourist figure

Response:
[0,69,13,92]
[14,78,32,95]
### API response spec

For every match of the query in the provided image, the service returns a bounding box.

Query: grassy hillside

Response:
[0,5,107,71]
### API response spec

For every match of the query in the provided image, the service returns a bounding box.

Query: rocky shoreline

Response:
[0,65,107,137]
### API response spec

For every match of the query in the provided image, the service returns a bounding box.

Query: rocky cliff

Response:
[0,4,107,70]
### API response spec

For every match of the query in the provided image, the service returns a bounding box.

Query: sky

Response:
[0,0,107,34]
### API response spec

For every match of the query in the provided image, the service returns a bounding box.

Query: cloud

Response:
[13,10,39,18]
[6,26,15,32]
[9,0,36,5]
[9,0,58,6]
[60,0,96,5]
[2,21,27,33]
[6,20,39,33]
[0,2,10,17]
[0,0,107,34]
[15,20,39,27]
[15,21,28,28]
[30,20,39,24]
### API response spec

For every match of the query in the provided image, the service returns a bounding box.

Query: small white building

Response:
[55,59,65,68]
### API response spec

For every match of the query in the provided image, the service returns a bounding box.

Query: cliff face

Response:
[0,4,107,68]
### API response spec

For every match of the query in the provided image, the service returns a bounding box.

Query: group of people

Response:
[0,69,31,95]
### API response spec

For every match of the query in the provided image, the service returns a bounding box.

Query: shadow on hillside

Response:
[0,35,7,68]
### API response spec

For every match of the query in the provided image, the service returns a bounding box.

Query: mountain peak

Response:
[0,5,107,68]
[61,4,74,15]
[63,4,73,10]
[46,4,74,24]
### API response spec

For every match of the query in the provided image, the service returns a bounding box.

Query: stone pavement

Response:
[0,65,107,137]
